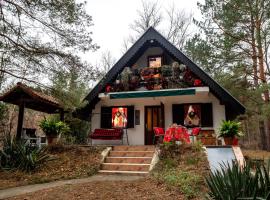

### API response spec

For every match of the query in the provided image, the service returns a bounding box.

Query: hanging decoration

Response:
[105,61,204,93]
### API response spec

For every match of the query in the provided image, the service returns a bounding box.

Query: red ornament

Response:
[105,85,111,92]
[194,79,202,86]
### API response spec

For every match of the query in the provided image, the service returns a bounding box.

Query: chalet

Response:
[78,27,245,146]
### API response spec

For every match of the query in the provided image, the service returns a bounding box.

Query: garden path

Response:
[0,174,143,199]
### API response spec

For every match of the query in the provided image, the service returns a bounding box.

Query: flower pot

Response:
[47,136,58,144]
[223,137,234,145]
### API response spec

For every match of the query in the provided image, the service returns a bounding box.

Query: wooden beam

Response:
[60,109,64,121]
[16,101,25,140]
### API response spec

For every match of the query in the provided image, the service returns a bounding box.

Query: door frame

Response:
[144,105,165,145]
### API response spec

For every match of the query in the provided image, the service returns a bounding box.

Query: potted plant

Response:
[218,120,243,145]
[39,118,70,144]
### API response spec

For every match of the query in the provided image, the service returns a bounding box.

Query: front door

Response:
[145,105,164,145]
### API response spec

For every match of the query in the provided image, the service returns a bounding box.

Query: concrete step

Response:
[99,170,148,176]
[101,163,150,172]
[113,145,155,151]
[109,151,154,157]
[105,157,152,164]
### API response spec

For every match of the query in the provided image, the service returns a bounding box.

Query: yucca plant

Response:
[0,134,53,172]
[206,161,270,199]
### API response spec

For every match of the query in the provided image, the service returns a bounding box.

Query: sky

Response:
[84,0,203,65]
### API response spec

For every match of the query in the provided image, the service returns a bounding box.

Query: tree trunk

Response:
[256,17,270,150]
[250,12,258,86]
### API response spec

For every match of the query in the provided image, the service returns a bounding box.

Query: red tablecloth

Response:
[163,126,191,144]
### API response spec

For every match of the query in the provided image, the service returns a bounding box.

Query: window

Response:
[148,55,162,68]
[172,103,213,127]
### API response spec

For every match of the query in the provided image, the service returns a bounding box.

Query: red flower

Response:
[164,135,172,142]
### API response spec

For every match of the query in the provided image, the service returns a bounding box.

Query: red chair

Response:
[153,127,165,144]
[192,127,201,136]
[191,127,201,143]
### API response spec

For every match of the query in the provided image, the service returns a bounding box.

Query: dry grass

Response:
[8,178,186,200]
[0,145,104,190]
[242,149,270,160]
[2,144,209,200]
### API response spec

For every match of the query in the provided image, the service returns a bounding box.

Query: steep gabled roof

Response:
[79,27,245,120]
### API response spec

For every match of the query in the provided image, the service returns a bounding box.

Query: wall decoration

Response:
[184,104,201,127]
[112,107,128,128]
[135,110,140,125]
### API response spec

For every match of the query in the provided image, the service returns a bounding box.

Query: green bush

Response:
[39,118,70,137]
[206,161,270,199]
[65,116,90,144]
[0,134,53,172]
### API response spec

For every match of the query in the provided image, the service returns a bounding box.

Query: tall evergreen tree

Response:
[187,0,270,149]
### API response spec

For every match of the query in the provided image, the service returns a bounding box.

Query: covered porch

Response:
[90,86,222,146]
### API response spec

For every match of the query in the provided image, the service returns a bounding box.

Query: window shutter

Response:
[172,104,184,125]
[127,106,134,128]
[100,107,112,128]
[201,103,213,127]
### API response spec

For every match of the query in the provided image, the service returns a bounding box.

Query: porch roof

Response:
[99,87,209,99]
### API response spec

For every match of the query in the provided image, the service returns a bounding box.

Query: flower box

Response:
[199,137,216,145]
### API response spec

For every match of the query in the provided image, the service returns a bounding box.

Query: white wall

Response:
[91,91,226,145]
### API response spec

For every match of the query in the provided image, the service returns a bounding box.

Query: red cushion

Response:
[90,129,123,140]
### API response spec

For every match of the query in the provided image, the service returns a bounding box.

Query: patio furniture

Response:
[153,127,165,144]
[89,128,126,145]
[190,127,201,143]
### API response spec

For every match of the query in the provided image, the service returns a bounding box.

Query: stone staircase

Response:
[99,145,156,175]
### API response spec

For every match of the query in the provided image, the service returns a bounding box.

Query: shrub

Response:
[64,116,90,144]
[206,161,270,199]
[0,134,53,172]
[39,118,70,137]
[159,142,182,160]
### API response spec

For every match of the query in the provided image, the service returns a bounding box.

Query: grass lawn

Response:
[0,145,104,190]
[6,143,210,200]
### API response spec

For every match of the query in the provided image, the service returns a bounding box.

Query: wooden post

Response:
[60,109,64,121]
[16,101,25,140]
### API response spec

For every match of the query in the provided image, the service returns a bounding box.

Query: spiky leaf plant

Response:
[206,161,270,199]
[0,134,53,172]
